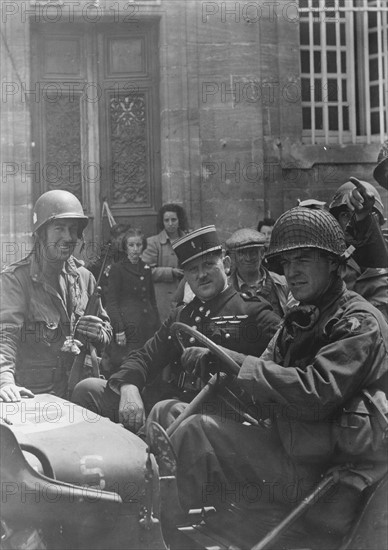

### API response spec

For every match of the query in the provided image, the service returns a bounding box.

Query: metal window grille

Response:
[299,0,388,144]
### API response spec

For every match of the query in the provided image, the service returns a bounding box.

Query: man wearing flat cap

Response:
[225,228,290,317]
[73,225,281,432]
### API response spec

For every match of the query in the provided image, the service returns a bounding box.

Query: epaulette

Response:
[1,257,30,274]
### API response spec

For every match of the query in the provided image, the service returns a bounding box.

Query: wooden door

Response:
[31,20,161,248]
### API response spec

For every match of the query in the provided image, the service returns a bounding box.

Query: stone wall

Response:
[1,0,386,269]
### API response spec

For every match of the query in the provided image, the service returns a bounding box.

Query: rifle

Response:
[67,244,112,396]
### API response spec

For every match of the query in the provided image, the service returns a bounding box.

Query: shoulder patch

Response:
[1,258,29,274]
[345,316,361,333]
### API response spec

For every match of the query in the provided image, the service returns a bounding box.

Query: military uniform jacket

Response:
[237,280,388,485]
[109,285,280,392]
[105,257,160,349]
[0,253,112,397]
[342,258,388,322]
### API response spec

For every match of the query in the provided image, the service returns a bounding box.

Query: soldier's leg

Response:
[170,413,320,513]
[71,378,120,423]
[138,399,188,439]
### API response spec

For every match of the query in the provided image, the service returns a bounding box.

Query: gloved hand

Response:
[76,315,111,346]
[346,177,375,220]
[115,331,127,346]
[181,346,212,376]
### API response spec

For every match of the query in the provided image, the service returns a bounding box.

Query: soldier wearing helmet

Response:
[169,207,388,549]
[0,190,112,402]
[327,178,388,321]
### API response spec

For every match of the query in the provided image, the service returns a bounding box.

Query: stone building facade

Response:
[1,0,386,268]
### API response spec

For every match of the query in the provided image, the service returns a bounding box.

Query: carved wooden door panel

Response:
[97,23,160,236]
[31,21,160,244]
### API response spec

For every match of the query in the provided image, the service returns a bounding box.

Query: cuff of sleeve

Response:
[107,378,121,395]
[108,371,145,394]
[0,372,16,388]
[166,267,175,282]
[238,355,262,381]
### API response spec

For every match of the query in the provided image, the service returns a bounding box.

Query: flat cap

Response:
[225,228,266,252]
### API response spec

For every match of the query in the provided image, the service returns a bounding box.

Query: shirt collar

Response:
[30,251,79,281]
[235,268,265,290]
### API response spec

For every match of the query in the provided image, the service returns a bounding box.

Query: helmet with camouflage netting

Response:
[266,207,346,260]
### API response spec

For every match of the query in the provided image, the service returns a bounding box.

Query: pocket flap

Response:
[343,396,372,416]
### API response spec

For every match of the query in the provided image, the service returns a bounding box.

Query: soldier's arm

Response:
[248,299,281,356]
[345,178,388,268]
[108,309,181,392]
[0,270,27,388]
[346,214,388,268]
[237,309,386,422]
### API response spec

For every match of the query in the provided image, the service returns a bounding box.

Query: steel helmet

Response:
[373,139,388,190]
[32,190,88,237]
[328,180,385,225]
[266,207,346,259]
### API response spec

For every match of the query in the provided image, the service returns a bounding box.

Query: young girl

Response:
[105,228,160,369]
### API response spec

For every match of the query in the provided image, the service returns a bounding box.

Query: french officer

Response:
[73,225,281,432]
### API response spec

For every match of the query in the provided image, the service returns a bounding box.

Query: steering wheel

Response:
[147,322,261,458]
[170,322,240,377]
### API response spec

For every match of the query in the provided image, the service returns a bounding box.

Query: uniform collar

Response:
[191,285,237,312]
[29,252,80,282]
[235,267,266,290]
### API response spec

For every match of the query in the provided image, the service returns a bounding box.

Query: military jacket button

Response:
[195,316,201,323]
[199,306,204,312]
[140,276,144,281]
[189,337,196,344]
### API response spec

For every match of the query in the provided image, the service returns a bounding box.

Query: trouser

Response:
[71,378,121,423]
[71,379,184,430]
[169,413,362,548]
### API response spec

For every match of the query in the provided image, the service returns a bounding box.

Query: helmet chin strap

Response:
[78,233,85,253]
